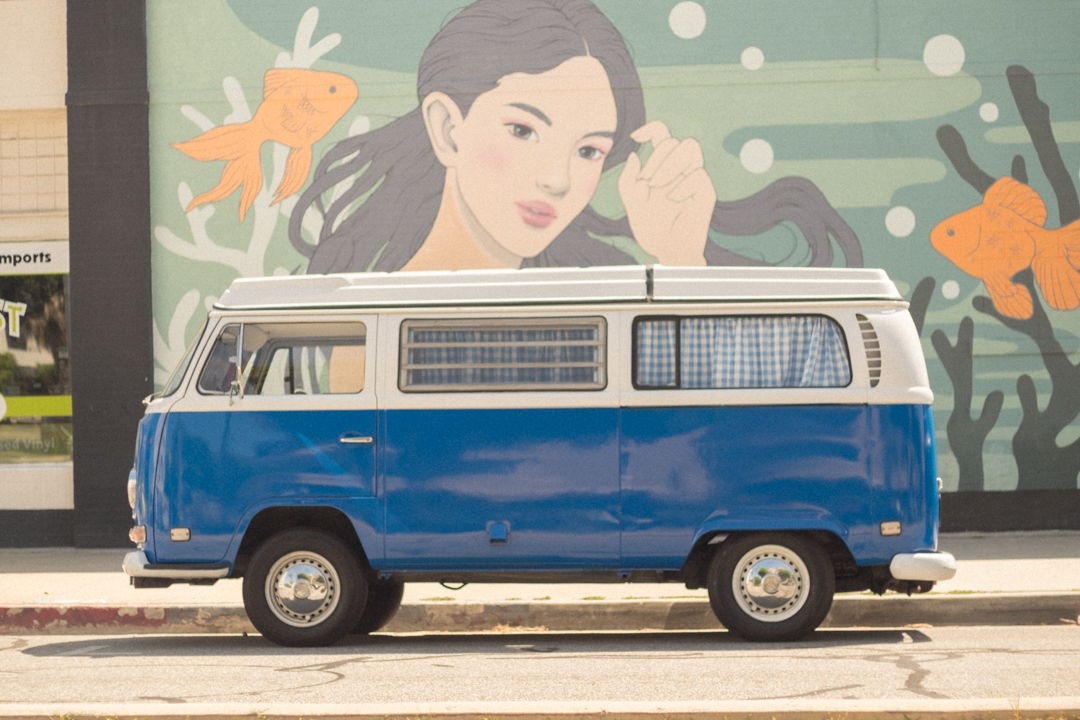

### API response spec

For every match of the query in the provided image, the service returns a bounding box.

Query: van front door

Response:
[152,318,379,563]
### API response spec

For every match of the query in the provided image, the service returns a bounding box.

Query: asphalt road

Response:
[1,626,1078,707]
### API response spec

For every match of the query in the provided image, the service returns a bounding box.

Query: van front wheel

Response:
[707,533,834,642]
[243,528,367,647]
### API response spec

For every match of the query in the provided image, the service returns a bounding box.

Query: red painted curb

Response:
[0,606,168,632]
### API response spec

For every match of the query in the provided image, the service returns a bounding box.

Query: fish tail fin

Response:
[185,151,264,223]
[175,123,264,221]
[1059,217,1080,264]
[1033,227,1080,311]
[272,145,313,205]
[172,122,254,162]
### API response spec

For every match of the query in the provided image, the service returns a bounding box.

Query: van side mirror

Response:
[229,378,244,404]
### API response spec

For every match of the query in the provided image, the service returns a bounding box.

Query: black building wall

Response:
[65,0,153,547]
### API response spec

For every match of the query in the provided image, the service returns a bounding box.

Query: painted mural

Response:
[147,0,1080,496]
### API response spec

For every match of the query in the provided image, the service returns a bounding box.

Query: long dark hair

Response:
[289,0,862,272]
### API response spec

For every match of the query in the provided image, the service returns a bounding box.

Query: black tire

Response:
[242,528,367,647]
[352,577,405,634]
[707,533,835,642]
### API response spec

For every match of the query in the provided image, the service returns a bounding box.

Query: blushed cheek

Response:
[578,167,603,201]
[476,144,512,176]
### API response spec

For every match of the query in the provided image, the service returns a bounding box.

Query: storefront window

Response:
[0,273,71,464]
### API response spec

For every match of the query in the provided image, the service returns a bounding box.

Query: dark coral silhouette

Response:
[910,275,1003,492]
[931,317,1005,492]
[974,270,1080,490]
[934,64,1080,491]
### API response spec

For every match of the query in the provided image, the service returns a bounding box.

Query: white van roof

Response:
[214,266,902,310]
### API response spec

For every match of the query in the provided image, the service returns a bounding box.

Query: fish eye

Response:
[947,228,954,236]
[329,86,337,94]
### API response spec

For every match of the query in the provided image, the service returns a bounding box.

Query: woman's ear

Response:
[422,92,464,167]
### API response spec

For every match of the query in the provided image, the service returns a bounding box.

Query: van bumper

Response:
[889,551,957,581]
[123,550,231,581]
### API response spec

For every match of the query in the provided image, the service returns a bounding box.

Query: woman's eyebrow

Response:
[507,102,551,126]
[584,131,616,139]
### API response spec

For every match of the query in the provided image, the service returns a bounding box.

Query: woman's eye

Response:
[507,123,538,142]
[577,146,606,161]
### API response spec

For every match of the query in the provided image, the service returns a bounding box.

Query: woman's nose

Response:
[537,162,570,197]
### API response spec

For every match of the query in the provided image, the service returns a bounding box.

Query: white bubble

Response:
[885,206,916,238]
[740,139,774,174]
[741,47,765,70]
[980,103,999,122]
[942,280,960,300]
[669,2,707,40]
[349,115,371,135]
[923,34,965,77]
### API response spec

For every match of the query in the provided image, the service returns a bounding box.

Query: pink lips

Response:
[517,200,557,229]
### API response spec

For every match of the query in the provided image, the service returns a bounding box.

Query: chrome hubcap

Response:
[732,544,809,623]
[265,551,339,628]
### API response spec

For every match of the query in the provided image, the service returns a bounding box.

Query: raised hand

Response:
[618,121,715,266]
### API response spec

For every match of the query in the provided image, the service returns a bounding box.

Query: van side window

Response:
[198,322,366,395]
[634,315,850,389]
[399,318,606,392]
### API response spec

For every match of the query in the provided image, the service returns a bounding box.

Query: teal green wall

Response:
[147,0,1080,494]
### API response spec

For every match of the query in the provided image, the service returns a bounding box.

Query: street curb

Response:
[0,698,1078,719]
[2,593,1078,635]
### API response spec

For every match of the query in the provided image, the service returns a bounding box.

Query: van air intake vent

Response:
[856,314,881,387]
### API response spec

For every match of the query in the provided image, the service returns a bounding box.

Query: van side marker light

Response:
[129,526,146,544]
[880,521,902,536]
[170,528,191,542]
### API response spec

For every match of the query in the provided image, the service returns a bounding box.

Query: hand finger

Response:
[649,138,705,188]
[637,137,681,181]
[618,151,644,197]
[667,167,717,204]
[630,120,672,146]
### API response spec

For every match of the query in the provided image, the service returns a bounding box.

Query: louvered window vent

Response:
[856,314,881,387]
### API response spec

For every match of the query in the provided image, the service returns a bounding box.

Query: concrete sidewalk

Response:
[1,531,1078,635]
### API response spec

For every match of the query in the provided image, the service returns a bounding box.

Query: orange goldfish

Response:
[930,177,1080,319]
[173,68,358,222]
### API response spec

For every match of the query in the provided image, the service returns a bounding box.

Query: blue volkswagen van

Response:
[124,265,955,646]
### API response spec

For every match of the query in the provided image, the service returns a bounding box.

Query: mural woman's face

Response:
[447,55,618,259]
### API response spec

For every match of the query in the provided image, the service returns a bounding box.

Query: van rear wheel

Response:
[707,533,834,642]
[243,528,366,647]
[352,577,405,634]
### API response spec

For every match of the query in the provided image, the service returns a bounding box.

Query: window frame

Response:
[631,313,852,391]
[398,316,608,393]
[196,320,368,397]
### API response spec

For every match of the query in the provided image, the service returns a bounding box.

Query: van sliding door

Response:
[381,316,620,568]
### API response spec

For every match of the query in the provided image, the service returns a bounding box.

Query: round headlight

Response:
[127,468,137,509]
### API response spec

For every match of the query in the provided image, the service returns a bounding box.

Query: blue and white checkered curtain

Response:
[636,320,678,387]
[637,316,850,388]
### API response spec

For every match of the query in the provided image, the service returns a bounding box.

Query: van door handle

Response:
[339,434,374,445]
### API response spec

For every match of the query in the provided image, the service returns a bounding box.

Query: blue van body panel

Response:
[141,403,935,569]
[871,403,938,555]
[380,407,621,569]
[134,413,163,556]
[220,496,383,567]
[150,409,378,563]
[620,404,871,568]
[620,403,936,567]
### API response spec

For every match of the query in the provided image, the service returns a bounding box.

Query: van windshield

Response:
[156,320,207,400]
